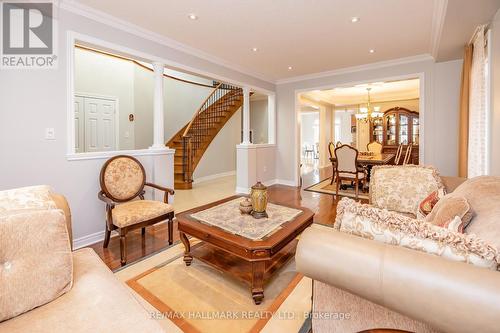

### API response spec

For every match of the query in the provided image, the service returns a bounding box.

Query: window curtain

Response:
[458,44,473,178]
[467,25,487,178]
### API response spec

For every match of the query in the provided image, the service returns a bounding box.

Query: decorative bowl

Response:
[239,198,253,214]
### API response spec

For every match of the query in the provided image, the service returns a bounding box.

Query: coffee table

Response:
[176,195,314,304]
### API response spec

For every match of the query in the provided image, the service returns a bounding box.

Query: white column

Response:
[151,62,165,149]
[267,94,276,144]
[242,86,251,144]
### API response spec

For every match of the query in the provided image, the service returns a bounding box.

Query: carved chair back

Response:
[99,155,146,202]
[367,141,383,154]
[334,144,359,174]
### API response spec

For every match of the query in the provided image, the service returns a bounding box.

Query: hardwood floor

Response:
[88,164,345,271]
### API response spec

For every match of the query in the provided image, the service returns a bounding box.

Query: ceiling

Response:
[71,0,500,82]
[301,79,420,106]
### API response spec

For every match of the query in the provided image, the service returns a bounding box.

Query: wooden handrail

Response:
[75,44,216,89]
[182,82,223,137]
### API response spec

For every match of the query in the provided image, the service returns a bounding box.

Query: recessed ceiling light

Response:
[188,14,198,20]
[369,49,375,53]
[288,66,293,70]
[351,17,360,23]
[251,47,258,52]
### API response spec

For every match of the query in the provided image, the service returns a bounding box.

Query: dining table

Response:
[329,152,395,183]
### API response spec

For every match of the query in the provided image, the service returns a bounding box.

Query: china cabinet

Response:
[369,107,419,164]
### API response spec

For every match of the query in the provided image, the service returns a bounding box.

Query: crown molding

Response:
[275,54,434,85]
[59,0,274,84]
[430,0,448,59]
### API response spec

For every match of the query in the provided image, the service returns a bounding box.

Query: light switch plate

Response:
[45,128,55,140]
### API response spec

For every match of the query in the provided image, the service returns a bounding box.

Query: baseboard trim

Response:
[235,179,297,194]
[194,170,236,184]
[73,230,107,249]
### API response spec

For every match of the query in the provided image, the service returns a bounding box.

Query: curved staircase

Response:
[166,83,243,189]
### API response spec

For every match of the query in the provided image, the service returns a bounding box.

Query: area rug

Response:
[115,242,312,333]
[305,178,369,200]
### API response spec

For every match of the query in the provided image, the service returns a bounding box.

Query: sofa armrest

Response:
[50,193,72,249]
[296,226,500,333]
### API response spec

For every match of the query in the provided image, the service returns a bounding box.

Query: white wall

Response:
[74,48,137,150]
[276,58,463,185]
[133,65,154,149]
[0,8,274,247]
[300,112,319,148]
[250,100,269,144]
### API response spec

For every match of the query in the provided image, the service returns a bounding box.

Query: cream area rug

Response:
[115,242,312,333]
[305,178,369,200]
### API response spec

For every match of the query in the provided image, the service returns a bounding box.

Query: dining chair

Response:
[334,144,367,199]
[366,141,383,154]
[304,145,314,159]
[403,143,414,165]
[328,142,337,185]
[314,142,320,159]
[336,141,342,148]
[394,144,404,165]
[98,155,175,266]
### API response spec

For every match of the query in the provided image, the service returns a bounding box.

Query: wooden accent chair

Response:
[366,141,383,154]
[98,155,175,266]
[328,142,337,185]
[403,143,414,165]
[334,144,367,199]
[394,143,404,165]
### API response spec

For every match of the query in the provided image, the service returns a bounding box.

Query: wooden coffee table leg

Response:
[180,232,193,266]
[251,261,265,304]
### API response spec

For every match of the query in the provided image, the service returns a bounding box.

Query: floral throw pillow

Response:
[335,198,499,270]
[417,188,446,219]
[369,165,444,216]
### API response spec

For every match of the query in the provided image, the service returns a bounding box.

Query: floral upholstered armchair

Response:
[98,155,175,265]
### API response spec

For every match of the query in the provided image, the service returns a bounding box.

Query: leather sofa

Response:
[0,187,164,332]
[296,176,500,333]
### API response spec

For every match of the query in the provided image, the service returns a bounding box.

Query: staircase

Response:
[166,83,243,189]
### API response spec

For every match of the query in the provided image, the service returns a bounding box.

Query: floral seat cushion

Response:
[112,200,173,228]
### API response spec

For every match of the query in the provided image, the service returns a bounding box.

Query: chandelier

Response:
[355,87,383,122]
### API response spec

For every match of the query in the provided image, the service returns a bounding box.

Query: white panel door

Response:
[74,96,85,153]
[83,97,116,152]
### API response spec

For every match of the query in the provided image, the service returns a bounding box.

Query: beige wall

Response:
[250,99,269,144]
[193,108,241,180]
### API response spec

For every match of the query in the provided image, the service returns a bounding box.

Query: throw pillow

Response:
[425,195,473,233]
[369,165,444,216]
[335,198,499,270]
[0,210,73,321]
[417,188,446,219]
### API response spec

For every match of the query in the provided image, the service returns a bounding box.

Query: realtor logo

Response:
[1,2,57,69]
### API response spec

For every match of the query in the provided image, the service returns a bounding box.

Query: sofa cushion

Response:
[370,165,444,215]
[0,185,56,217]
[335,198,499,270]
[0,210,73,322]
[0,248,164,332]
[451,176,500,251]
[425,195,472,232]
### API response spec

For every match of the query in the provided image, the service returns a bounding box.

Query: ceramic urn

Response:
[250,181,268,219]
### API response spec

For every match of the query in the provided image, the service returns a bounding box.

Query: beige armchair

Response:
[98,155,175,265]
